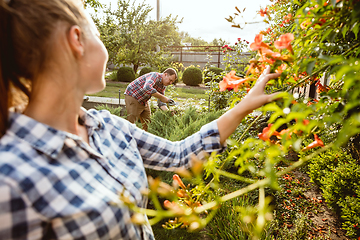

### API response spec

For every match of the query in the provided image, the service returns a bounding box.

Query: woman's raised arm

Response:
[217,66,281,144]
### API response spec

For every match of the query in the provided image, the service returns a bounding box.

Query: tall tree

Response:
[93,0,181,73]
[84,0,102,10]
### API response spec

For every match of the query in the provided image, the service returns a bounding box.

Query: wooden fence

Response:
[164,45,251,70]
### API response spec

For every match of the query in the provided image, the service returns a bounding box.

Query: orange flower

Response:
[324,0,341,6]
[164,200,172,208]
[315,81,330,93]
[300,21,311,29]
[163,200,185,215]
[302,134,324,151]
[246,63,256,76]
[258,123,280,141]
[250,34,270,51]
[261,47,282,59]
[173,174,186,189]
[259,7,269,17]
[277,128,292,140]
[276,64,287,73]
[259,54,275,64]
[307,99,319,106]
[283,13,292,23]
[274,33,294,54]
[219,71,254,92]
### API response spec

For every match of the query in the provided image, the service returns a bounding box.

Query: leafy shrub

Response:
[307,149,360,239]
[148,107,222,141]
[307,149,353,186]
[203,67,224,83]
[338,195,360,239]
[321,161,360,238]
[94,104,124,117]
[106,71,117,81]
[182,67,203,86]
[139,67,154,76]
[206,80,241,111]
[117,66,135,82]
[320,162,360,227]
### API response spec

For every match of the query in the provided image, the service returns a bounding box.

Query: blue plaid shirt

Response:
[0,108,224,240]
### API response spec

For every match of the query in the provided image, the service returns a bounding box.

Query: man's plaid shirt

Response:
[0,108,224,239]
[125,72,166,105]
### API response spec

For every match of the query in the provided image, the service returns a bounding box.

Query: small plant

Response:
[117,66,135,82]
[139,67,154,76]
[203,67,224,83]
[94,104,124,117]
[182,67,203,86]
[106,70,118,81]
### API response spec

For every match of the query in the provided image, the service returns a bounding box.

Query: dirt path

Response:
[293,171,349,240]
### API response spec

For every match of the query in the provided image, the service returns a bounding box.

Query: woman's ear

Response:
[67,25,85,58]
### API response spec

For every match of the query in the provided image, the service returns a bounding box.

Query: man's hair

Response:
[163,68,177,79]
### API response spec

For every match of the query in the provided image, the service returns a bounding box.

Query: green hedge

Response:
[139,67,154,77]
[182,67,202,86]
[117,67,135,82]
[307,149,360,238]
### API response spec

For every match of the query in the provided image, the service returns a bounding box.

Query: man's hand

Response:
[168,99,175,105]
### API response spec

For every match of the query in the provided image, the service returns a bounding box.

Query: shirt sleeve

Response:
[143,74,159,95]
[129,120,226,171]
[0,182,44,239]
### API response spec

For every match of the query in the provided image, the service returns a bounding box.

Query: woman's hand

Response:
[217,66,281,144]
[241,65,281,114]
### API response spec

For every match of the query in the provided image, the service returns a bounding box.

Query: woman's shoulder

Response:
[85,108,135,134]
[0,135,36,184]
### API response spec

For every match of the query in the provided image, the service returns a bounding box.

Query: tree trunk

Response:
[133,64,139,74]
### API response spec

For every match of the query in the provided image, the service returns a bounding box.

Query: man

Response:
[124,68,177,131]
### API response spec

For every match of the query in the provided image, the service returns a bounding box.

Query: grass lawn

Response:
[87,81,209,101]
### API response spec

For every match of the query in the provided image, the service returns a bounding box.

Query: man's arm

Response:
[157,99,169,111]
[152,92,169,103]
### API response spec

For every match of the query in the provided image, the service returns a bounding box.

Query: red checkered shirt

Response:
[125,72,165,105]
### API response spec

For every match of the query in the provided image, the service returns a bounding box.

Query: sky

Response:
[89,0,271,44]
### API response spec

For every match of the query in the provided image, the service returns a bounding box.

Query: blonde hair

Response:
[0,0,88,137]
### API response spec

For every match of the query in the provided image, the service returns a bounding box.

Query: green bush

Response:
[117,66,135,82]
[203,67,224,83]
[94,104,124,117]
[106,71,118,81]
[307,149,360,239]
[307,150,353,186]
[148,107,222,141]
[182,67,203,86]
[139,67,154,77]
[322,162,360,239]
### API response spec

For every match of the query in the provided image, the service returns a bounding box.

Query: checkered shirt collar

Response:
[7,108,102,159]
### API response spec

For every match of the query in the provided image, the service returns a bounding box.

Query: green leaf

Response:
[262,103,283,113]
[320,28,333,42]
[342,24,349,38]
[306,60,316,75]
[352,22,359,39]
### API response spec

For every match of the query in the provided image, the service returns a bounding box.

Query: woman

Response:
[0,0,280,239]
